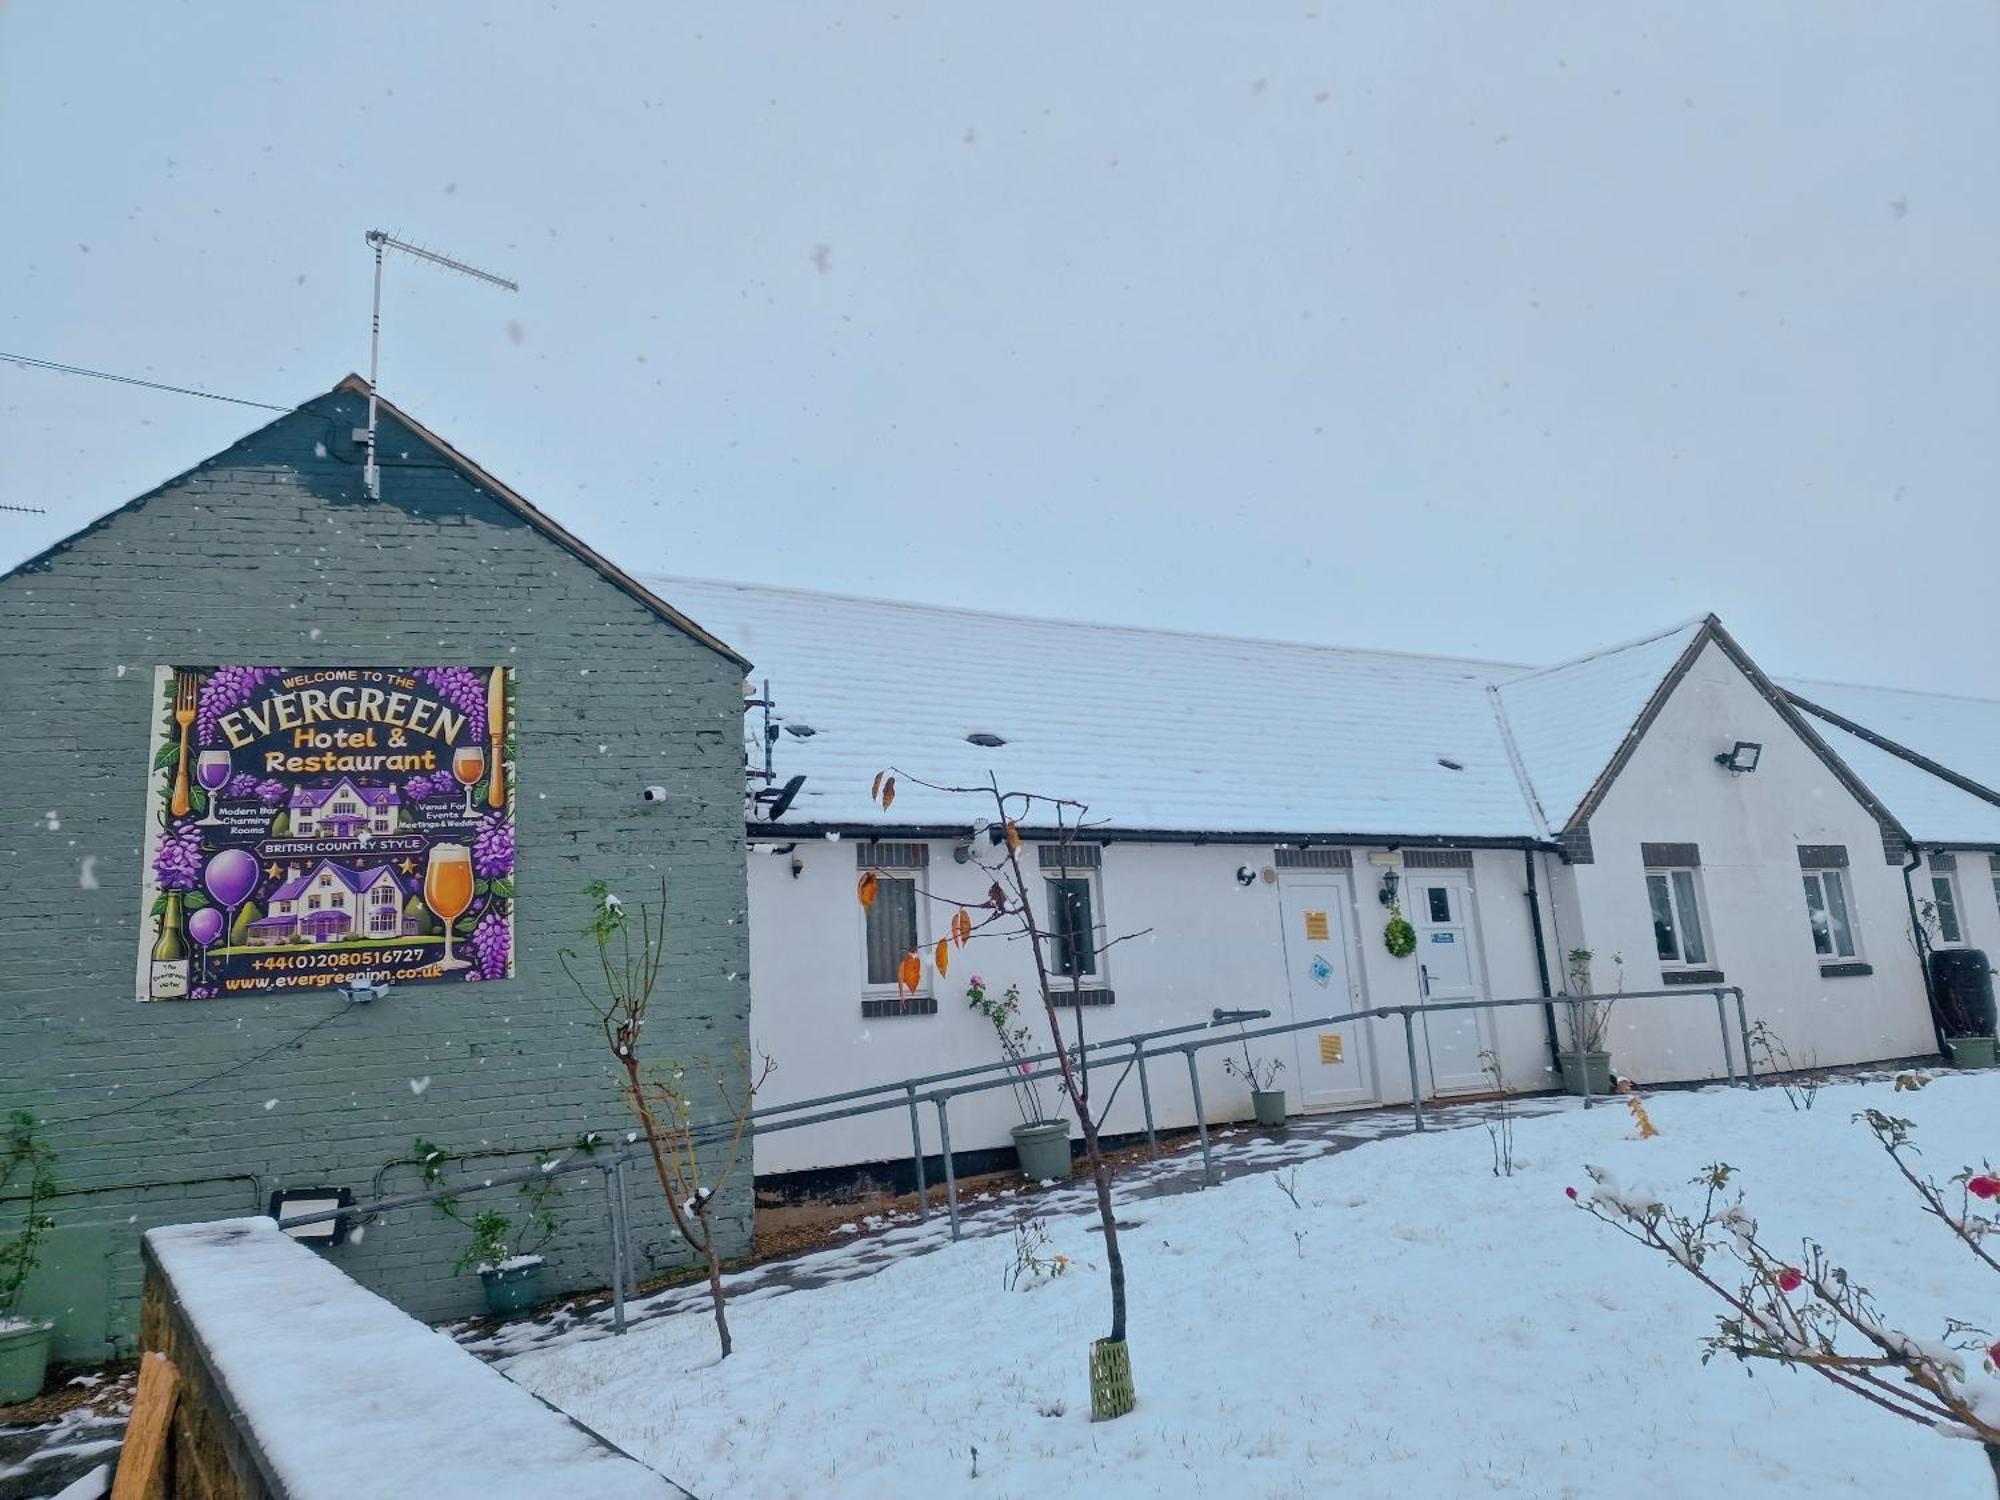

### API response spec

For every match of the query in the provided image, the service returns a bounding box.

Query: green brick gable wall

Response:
[0,389,751,1355]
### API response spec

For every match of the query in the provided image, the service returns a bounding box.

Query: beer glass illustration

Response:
[424,843,474,971]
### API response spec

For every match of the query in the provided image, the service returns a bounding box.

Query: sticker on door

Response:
[1430,932,1457,944]
[1304,910,1330,941]
[1308,954,1334,986]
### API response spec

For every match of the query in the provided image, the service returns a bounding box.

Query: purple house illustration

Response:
[248,860,416,946]
[290,777,401,839]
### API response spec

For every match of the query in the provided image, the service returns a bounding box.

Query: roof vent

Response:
[1436,756,1464,771]
[783,724,817,739]
[965,732,1008,748]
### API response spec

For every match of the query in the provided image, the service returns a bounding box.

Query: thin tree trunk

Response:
[699,1209,732,1358]
[1079,1111,1126,1342]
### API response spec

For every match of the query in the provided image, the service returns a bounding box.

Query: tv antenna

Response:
[360,229,518,499]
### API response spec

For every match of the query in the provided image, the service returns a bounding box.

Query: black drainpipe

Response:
[1900,844,1948,1055]
[1524,849,1562,1065]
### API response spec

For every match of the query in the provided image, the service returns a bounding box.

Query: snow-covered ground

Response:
[503,1076,1999,1498]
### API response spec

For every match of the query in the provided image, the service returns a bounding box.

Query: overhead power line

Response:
[0,351,294,413]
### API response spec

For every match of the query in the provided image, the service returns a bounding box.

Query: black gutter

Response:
[1901,843,1950,1056]
[1523,849,1563,1066]
[755,822,1563,853]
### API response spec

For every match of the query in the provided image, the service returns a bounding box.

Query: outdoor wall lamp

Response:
[1715,741,1763,774]
[1378,868,1401,906]
[1235,865,1257,887]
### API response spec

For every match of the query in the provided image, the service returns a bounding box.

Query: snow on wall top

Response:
[1797,709,2000,847]
[144,1218,673,1500]
[1488,620,1707,832]
[1786,677,2000,800]
[649,576,1539,837]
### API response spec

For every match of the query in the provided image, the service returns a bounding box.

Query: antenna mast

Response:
[361,229,518,499]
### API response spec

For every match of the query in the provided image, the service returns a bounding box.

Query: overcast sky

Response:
[4,4,1996,692]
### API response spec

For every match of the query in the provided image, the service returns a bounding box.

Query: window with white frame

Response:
[1039,845,1107,989]
[859,843,928,990]
[1928,858,1965,946]
[1645,867,1710,967]
[1800,870,1858,958]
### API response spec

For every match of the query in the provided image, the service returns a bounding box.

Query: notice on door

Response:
[1303,910,1331,942]
[1318,1033,1344,1064]
[1308,954,1334,987]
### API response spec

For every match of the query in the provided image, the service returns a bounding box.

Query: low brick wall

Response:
[139,1218,680,1500]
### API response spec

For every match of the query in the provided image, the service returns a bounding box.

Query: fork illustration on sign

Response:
[169,671,198,818]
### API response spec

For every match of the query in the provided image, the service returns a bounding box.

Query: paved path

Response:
[457,1090,1576,1364]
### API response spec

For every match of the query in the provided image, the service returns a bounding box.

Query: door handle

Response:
[1419,963,1430,998]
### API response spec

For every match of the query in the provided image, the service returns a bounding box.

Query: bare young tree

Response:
[562,879,770,1358]
[857,770,1151,1418]
[1572,1103,2000,1489]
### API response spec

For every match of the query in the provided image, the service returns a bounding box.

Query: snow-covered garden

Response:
[503,1075,2000,1498]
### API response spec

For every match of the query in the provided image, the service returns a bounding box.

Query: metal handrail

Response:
[272,983,1751,1335]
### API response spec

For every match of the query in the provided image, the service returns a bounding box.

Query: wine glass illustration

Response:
[424,843,474,971]
[195,750,232,827]
[451,746,485,818]
[187,905,226,989]
[202,849,260,969]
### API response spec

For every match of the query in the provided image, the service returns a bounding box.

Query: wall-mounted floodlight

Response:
[1715,741,1763,774]
[1377,867,1402,906]
[271,1187,354,1246]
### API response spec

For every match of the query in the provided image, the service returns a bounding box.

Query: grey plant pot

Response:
[1011,1120,1073,1182]
[1251,1089,1288,1128]
[0,1320,52,1406]
[1557,1050,1613,1096]
[479,1261,545,1319]
[1943,1035,1997,1069]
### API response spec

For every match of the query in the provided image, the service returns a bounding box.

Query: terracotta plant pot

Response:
[0,1320,52,1406]
[1011,1120,1072,1182]
[1251,1089,1288,1128]
[1557,1050,1613,1096]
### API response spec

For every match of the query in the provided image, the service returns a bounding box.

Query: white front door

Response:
[1275,873,1373,1108]
[1407,874,1490,1094]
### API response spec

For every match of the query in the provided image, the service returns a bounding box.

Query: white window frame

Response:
[1800,868,1860,961]
[1928,864,1966,947]
[1645,866,1712,969]
[860,870,929,995]
[1043,867,1108,988]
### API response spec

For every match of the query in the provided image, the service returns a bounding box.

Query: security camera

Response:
[339,979,392,1004]
[642,785,669,803]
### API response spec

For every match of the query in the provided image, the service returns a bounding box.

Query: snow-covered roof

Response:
[1802,716,2000,847]
[648,574,2000,848]
[1785,678,2000,798]
[1489,620,1707,832]
[651,576,1539,838]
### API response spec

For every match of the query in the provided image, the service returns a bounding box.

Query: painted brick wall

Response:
[0,386,752,1353]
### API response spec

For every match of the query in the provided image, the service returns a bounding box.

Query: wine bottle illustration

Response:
[151,891,191,999]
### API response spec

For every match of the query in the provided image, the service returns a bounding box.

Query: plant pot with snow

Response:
[1012,1120,1073,1182]
[0,1112,57,1404]
[1250,1089,1288,1128]
[1557,1050,1614,1096]
[478,1257,546,1318]
[1223,1039,1286,1127]
[1942,1035,1997,1069]
[0,1319,52,1406]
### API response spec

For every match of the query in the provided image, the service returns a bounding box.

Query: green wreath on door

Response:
[1382,900,1417,959]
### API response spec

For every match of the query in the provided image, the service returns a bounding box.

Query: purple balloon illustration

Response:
[204,848,260,909]
[187,907,225,947]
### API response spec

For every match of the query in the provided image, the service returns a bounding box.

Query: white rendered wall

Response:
[747,837,1555,1175]
[1564,639,1937,1081]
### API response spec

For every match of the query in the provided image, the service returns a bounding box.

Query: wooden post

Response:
[111,1350,180,1500]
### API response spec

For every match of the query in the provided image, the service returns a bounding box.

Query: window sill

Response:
[1660,968,1726,986]
[1818,961,1873,979]
[860,994,937,1018]
[1051,987,1116,1007]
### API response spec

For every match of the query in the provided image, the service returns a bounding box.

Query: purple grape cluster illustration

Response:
[472,814,515,879]
[152,820,204,891]
[417,668,488,742]
[255,778,287,805]
[227,772,261,799]
[470,908,511,980]
[194,666,281,744]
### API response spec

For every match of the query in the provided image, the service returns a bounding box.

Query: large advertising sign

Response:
[137,666,516,1002]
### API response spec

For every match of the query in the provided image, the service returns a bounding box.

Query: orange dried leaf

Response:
[871,771,884,801]
[857,871,879,909]
[882,776,897,811]
[898,951,922,996]
[988,882,1006,911]
[934,938,950,976]
[952,909,973,946]
[1004,820,1022,853]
